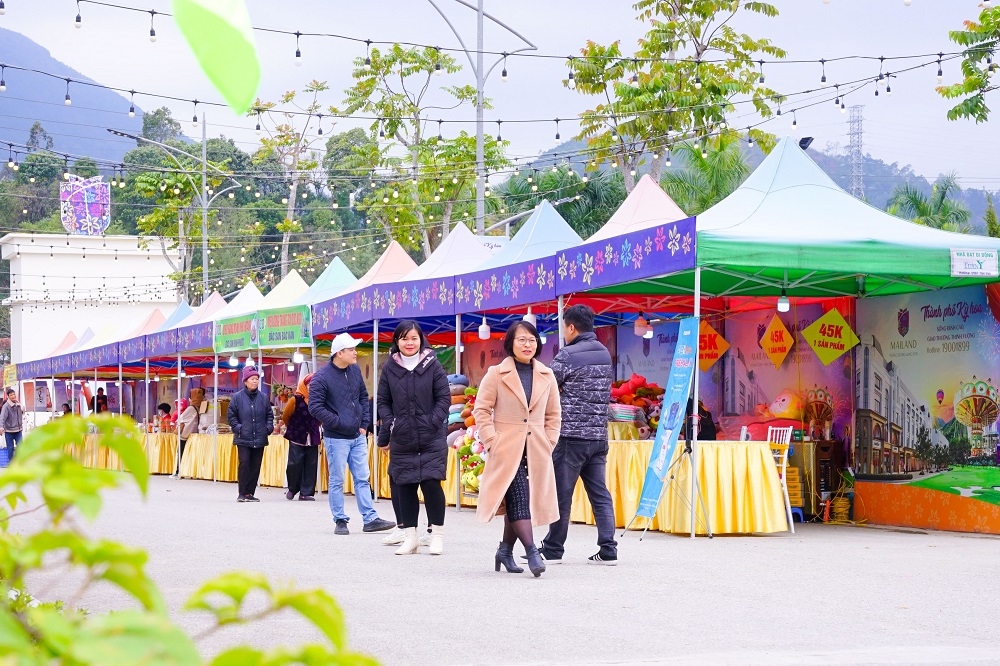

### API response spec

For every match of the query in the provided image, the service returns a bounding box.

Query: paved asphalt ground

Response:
[19,476,1000,665]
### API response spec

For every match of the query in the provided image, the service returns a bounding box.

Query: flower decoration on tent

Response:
[632,244,643,269]
[410,288,419,307]
[424,286,432,303]
[667,226,681,255]
[473,281,484,308]
[568,260,577,280]
[558,254,569,280]
[502,272,512,296]
[401,286,409,303]
[519,272,526,287]
[536,266,547,290]
[654,228,666,252]
[440,285,449,306]
[455,280,466,303]
[582,254,595,284]
[547,271,555,289]
[645,236,653,255]
[682,232,693,254]
[595,250,605,275]
[511,279,520,299]
[490,275,498,293]
[483,278,492,301]
[620,239,632,267]
[613,250,620,266]
[431,282,439,301]
[353,293,361,308]
[386,291,397,316]
[362,292,371,313]
[527,264,537,285]
[447,289,454,305]
[418,290,427,309]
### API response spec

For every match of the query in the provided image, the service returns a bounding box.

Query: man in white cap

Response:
[308,333,395,535]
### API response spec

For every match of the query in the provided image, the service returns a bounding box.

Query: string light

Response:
[820,58,827,86]
[496,120,502,142]
[757,59,765,83]
[500,52,508,82]
[75,0,82,28]
[191,100,199,127]
[364,39,372,70]
[0,65,5,92]
[554,118,560,141]
[567,57,576,89]
[294,31,303,66]
[128,90,135,117]
[937,54,943,83]
[148,9,157,42]
[694,60,702,89]
[64,79,72,106]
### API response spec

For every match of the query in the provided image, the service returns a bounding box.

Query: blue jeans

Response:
[5,431,22,460]
[325,434,378,524]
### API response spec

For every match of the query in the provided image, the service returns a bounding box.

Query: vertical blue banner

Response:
[635,316,699,518]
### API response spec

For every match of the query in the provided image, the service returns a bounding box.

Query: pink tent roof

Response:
[587,174,688,242]
[126,309,167,337]
[175,291,229,327]
[48,331,78,357]
[346,240,418,292]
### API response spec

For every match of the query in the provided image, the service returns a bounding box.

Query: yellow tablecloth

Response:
[145,433,178,475]
[569,440,788,534]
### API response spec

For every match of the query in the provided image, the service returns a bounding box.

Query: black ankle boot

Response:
[494,542,524,573]
[524,545,546,577]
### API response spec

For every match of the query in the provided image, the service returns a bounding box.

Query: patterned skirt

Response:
[502,454,531,522]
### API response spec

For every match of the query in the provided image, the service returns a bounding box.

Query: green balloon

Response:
[172,0,260,114]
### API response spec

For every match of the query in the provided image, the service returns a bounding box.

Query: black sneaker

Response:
[244,495,260,503]
[285,490,295,501]
[237,496,247,503]
[298,495,315,501]
[334,520,349,536]
[587,552,618,566]
[521,550,562,565]
[362,518,396,533]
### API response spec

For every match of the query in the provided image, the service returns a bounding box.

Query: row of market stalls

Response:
[13,137,1000,535]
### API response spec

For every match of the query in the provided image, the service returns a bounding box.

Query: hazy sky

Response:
[1,0,997,190]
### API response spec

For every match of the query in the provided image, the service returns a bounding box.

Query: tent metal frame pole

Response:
[118,362,123,417]
[311,342,321,493]
[50,374,56,421]
[690,267,702,539]
[371,319,380,502]
[176,353,182,477]
[557,295,566,347]
[70,372,74,415]
[213,354,218,483]
[144,359,149,430]
[455,313,462,512]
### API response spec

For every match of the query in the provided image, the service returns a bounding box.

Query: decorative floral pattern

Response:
[581,254,595,284]
[667,226,681,255]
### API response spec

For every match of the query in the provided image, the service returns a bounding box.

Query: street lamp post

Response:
[108,123,240,300]
[425,0,536,235]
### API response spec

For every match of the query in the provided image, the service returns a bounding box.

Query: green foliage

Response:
[142,106,184,143]
[938,6,999,122]
[340,45,509,258]
[986,195,999,238]
[26,122,54,153]
[0,416,378,665]
[567,0,784,191]
[660,134,750,215]
[886,173,973,233]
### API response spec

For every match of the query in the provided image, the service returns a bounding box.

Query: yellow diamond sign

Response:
[760,314,793,369]
[801,308,860,366]
[699,320,730,372]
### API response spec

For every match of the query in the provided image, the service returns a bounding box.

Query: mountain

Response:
[532,136,998,233]
[0,27,144,166]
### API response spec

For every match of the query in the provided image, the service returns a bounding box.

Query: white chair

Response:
[767,426,795,533]
[739,425,752,441]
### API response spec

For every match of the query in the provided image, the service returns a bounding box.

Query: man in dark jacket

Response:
[227,364,273,502]
[538,305,618,565]
[308,333,395,536]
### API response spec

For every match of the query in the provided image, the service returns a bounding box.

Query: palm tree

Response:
[490,168,626,239]
[886,173,972,233]
[659,133,751,216]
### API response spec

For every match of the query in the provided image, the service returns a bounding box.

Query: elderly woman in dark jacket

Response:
[228,364,274,502]
[376,320,451,555]
[283,373,321,501]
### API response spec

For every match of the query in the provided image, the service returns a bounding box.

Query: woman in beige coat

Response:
[473,321,561,577]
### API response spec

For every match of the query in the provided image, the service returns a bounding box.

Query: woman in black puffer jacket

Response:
[376,320,451,555]
[227,364,274,502]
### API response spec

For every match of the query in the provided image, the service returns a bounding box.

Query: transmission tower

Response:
[848,105,865,199]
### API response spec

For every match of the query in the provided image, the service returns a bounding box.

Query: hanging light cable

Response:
[64,78,72,106]
[75,0,82,28]
[148,9,157,42]
[500,52,508,82]
[294,31,303,66]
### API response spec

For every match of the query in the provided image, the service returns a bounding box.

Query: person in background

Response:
[1,388,23,460]
[308,333,395,536]
[60,403,72,417]
[157,403,171,432]
[474,321,561,578]
[282,373,321,501]
[376,320,451,555]
[538,304,619,566]
[683,398,717,441]
[90,387,108,414]
[227,365,273,502]
[176,390,202,477]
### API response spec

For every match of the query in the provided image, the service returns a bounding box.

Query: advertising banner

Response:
[950,249,999,278]
[760,314,793,369]
[3,364,17,387]
[214,314,256,353]
[257,306,312,349]
[698,320,729,372]
[635,317,699,519]
[801,308,860,366]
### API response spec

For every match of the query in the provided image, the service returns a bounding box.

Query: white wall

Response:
[0,233,181,363]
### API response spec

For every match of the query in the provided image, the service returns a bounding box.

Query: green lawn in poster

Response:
[910,466,1000,506]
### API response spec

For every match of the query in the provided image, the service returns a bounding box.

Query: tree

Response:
[986,194,999,238]
[141,106,183,143]
[341,44,508,258]
[886,173,972,232]
[0,416,378,664]
[915,425,933,473]
[250,80,331,277]
[937,5,999,122]
[660,134,751,215]
[25,121,54,152]
[566,0,785,192]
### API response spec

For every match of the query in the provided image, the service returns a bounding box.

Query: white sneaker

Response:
[418,530,432,547]
[381,527,407,546]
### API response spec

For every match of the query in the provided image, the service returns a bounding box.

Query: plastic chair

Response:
[739,425,752,441]
[767,426,795,533]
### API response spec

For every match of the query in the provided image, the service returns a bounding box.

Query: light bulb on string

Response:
[364,39,372,70]
[555,118,561,141]
[937,55,943,83]
[191,101,199,127]
[75,1,82,28]
[694,60,702,89]
[148,9,157,42]
[64,79,72,106]
[496,120,502,142]
[294,31,303,66]
[501,52,508,82]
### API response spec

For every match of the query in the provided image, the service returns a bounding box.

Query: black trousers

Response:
[541,438,618,558]
[176,438,187,475]
[286,443,318,497]
[397,479,446,528]
[237,445,265,497]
